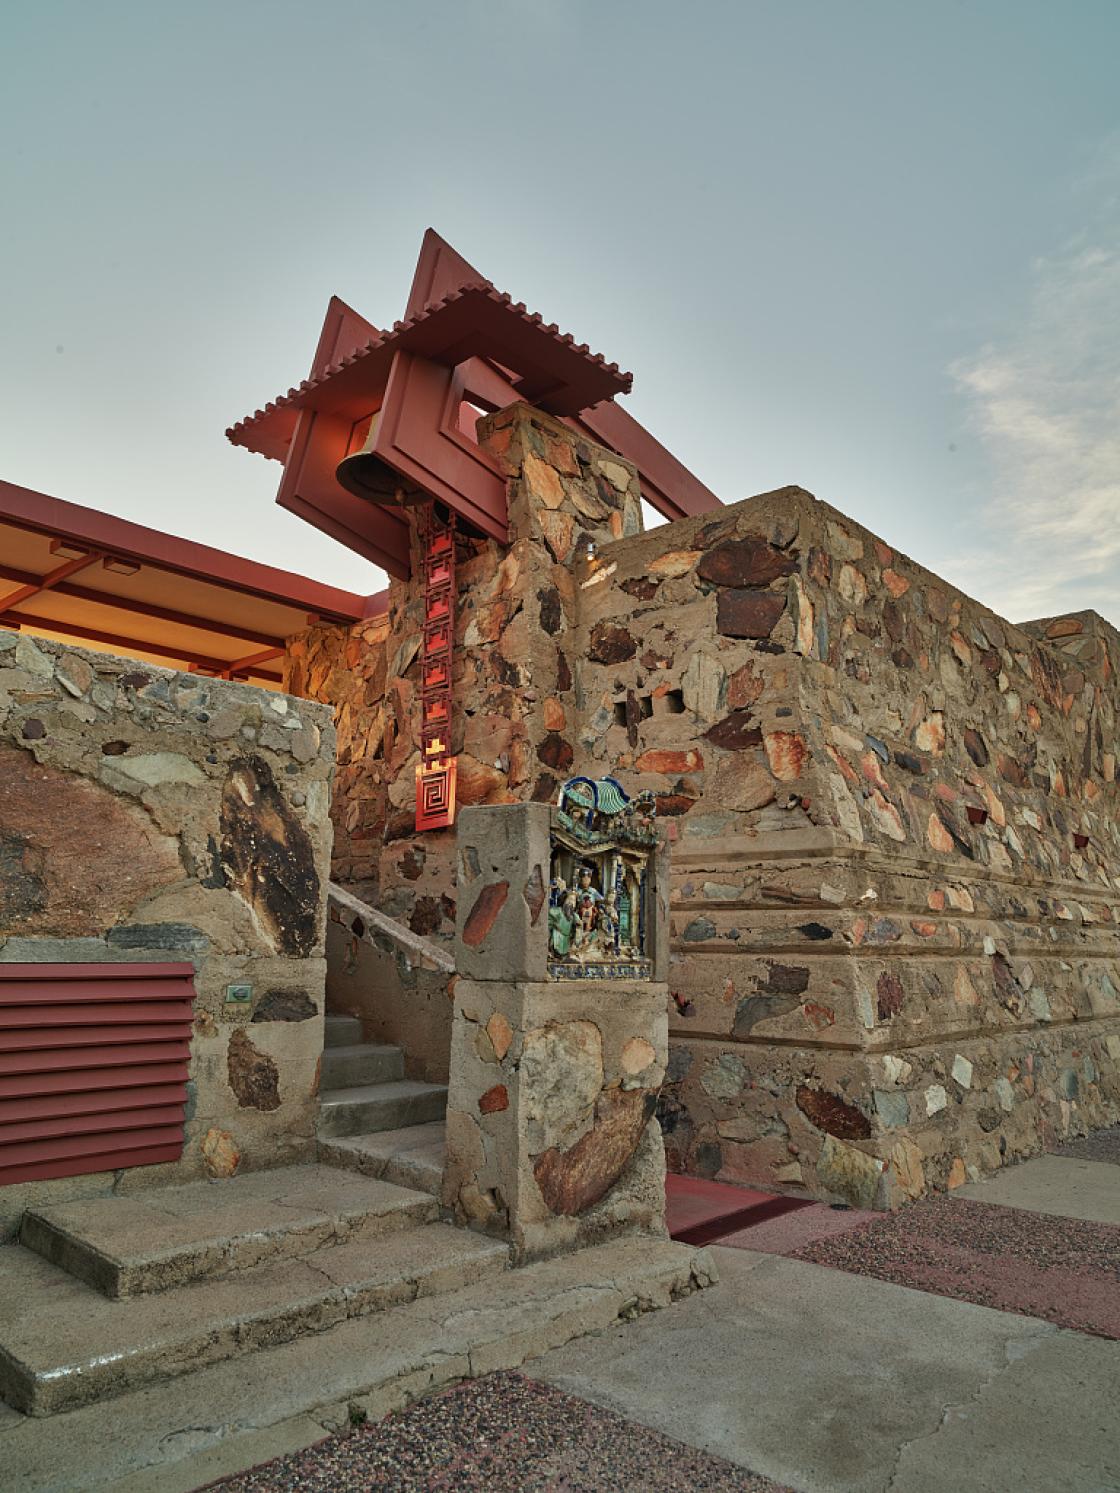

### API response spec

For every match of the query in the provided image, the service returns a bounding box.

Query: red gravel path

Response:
[208,1371,790,1492]
[791,1195,1120,1339]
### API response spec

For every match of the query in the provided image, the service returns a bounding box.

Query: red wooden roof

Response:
[0,480,386,685]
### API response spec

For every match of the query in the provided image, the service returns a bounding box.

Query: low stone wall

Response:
[0,636,336,1237]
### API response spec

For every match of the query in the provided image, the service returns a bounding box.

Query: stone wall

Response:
[0,635,335,1237]
[568,486,1120,1205]
[281,403,1120,1208]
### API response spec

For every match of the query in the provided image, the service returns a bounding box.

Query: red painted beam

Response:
[0,551,100,612]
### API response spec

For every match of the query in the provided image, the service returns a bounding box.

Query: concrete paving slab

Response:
[0,1235,711,1492]
[956,1153,1120,1224]
[531,1247,1117,1493]
[891,1328,1120,1492]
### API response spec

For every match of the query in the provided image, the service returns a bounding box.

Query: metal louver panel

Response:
[0,963,195,1186]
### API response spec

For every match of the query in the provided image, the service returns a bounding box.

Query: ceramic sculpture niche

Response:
[547,777,658,980]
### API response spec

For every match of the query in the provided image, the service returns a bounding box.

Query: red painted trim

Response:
[0,480,368,621]
[0,962,196,979]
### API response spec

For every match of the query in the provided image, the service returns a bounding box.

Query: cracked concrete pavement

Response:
[531,1247,1120,1493]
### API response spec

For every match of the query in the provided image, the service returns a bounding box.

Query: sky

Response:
[2,0,1118,625]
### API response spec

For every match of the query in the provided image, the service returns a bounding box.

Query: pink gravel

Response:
[791,1195,1120,1339]
[206,1371,791,1491]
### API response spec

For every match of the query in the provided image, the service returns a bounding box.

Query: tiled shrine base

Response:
[713,1125,1120,1341]
[665,1173,814,1245]
[208,1370,792,1493]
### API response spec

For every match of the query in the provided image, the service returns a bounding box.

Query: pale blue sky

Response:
[3,1,1118,623]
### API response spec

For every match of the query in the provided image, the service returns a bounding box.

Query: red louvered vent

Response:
[0,963,195,1187]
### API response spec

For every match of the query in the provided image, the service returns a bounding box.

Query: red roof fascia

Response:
[0,480,367,622]
[227,283,632,453]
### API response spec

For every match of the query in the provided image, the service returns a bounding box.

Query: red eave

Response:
[227,282,633,458]
[0,480,366,622]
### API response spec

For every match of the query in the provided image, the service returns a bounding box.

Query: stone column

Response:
[443,801,670,1262]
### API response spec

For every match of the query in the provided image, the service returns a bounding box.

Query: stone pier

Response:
[442,800,671,1262]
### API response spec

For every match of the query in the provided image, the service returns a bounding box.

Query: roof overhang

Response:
[0,480,382,686]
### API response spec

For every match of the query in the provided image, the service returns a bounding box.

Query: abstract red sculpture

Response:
[227,230,720,579]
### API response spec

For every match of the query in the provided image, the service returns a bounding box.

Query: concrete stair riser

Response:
[19,1168,436,1298]
[321,1044,404,1091]
[317,1081,447,1139]
[323,1015,363,1048]
[0,1223,510,1416]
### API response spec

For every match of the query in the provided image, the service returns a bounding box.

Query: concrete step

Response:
[324,1014,363,1048]
[0,1221,511,1417]
[321,1043,404,1091]
[0,1238,715,1485]
[318,1081,448,1140]
[320,1122,447,1198]
[19,1165,436,1298]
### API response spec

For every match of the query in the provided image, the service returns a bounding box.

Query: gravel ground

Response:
[793,1194,1120,1338]
[207,1371,791,1492]
[1050,1125,1120,1167]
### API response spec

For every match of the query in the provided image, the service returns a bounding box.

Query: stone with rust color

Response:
[522,451,565,509]
[765,730,808,781]
[698,535,796,588]
[227,1027,281,1112]
[479,1083,509,1115]
[795,1084,872,1139]
[486,1012,514,1061]
[635,748,704,775]
[716,589,786,639]
[587,622,637,664]
[533,1087,657,1215]
[201,1127,240,1178]
[462,881,509,948]
[705,710,763,752]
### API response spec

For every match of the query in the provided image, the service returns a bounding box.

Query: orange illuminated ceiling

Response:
[0,480,381,687]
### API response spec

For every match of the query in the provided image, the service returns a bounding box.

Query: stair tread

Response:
[0,1235,709,1462]
[20,1165,435,1295]
[0,1222,510,1413]
[320,1124,447,1197]
[320,1080,448,1106]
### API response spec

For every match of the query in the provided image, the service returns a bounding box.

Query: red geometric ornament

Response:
[415,502,458,831]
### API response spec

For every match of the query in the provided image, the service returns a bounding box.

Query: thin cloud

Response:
[949,153,1120,627]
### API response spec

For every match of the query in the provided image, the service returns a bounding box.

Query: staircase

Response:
[316,1015,448,1196]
